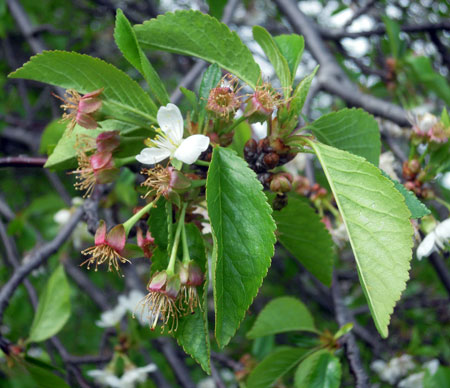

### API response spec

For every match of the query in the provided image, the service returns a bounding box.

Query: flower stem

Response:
[190,179,206,188]
[114,156,137,168]
[194,160,210,167]
[167,202,188,275]
[123,199,157,235]
[222,115,247,134]
[181,222,191,264]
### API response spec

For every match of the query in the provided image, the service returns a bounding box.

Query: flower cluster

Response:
[410,112,450,144]
[416,218,450,259]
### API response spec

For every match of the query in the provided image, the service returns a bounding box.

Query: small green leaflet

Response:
[306,140,413,338]
[134,10,261,88]
[207,147,276,347]
[253,26,291,96]
[114,9,170,105]
[9,50,157,124]
[198,63,222,127]
[381,171,430,219]
[247,347,308,388]
[308,108,381,166]
[28,265,71,343]
[247,296,317,338]
[274,34,304,79]
[273,196,334,285]
[294,349,342,388]
[290,66,319,115]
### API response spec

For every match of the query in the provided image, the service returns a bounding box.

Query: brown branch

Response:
[322,20,450,40]
[0,156,47,168]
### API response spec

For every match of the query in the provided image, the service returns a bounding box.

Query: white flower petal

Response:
[157,103,184,143]
[136,147,171,165]
[435,218,450,241]
[174,135,210,164]
[416,232,437,260]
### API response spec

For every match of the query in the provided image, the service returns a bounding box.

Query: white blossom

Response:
[136,104,209,165]
[95,303,127,328]
[398,372,425,388]
[88,364,157,388]
[416,218,450,259]
[379,151,400,181]
[371,354,415,384]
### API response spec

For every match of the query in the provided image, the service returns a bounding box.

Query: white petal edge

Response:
[174,135,210,164]
[136,147,171,165]
[157,103,184,143]
[416,232,437,260]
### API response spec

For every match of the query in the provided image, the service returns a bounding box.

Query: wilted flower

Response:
[55,88,103,133]
[416,218,450,259]
[179,261,204,314]
[206,75,241,121]
[140,165,190,200]
[136,104,210,165]
[81,221,130,274]
[245,82,281,122]
[136,228,155,259]
[136,270,180,332]
[70,149,119,198]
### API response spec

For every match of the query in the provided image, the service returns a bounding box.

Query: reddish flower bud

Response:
[96,131,120,153]
[137,228,155,259]
[270,173,292,193]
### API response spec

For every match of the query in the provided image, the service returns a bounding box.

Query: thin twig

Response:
[0,156,47,168]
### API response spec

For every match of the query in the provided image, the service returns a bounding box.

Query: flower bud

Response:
[263,152,280,169]
[270,173,292,193]
[96,131,120,153]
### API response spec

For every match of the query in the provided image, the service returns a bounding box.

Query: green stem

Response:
[418,147,429,164]
[190,179,207,188]
[123,199,156,235]
[222,115,247,134]
[181,222,191,264]
[114,156,137,168]
[195,160,210,167]
[167,202,188,275]
[435,197,450,212]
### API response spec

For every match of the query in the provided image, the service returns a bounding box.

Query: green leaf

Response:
[274,34,304,79]
[423,366,450,388]
[9,50,157,124]
[114,9,170,105]
[207,147,276,347]
[273,196,334,285]
[253,26,291,96]
[308,108,381,166]
[307,141,413,338]
[135,11,260,88]
[173,224,210,373]
[294,350,342,388]
[229,120,251,157]
[441,107,450,127]
[383,16,402,59]
[381,172,430,219]
[198,63,222,126]
[148,196,169,250]
[39,120,66,155]
[206,0,227,19]
[25,361,70,388]
[44,125,103,170]
[247,296,316,338]
[180,87,198,113]
[291,66,319,115]
[28,265,71,343]
[247,347,308,388]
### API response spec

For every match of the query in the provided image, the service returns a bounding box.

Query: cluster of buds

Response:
[70,131,120,197]
[402,159,433,198]
[55,88,103,133]
[410,113,450,144]
[206,75,241,122]
[138,261,204,332]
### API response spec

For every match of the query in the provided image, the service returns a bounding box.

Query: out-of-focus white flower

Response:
[416,218,450,259]
[88,364,157,388]
[54,209,71,224]
[398,372,425,388]
[331,223,349,248]
[54,203,89,250]
[96,290,153,328]
[136,104,209,165]
[252,121,268,140]
[441,172,450,190]
[192,205,211,235]
[424,359,440,375]
[198,378,215,388]
[371,354,415,384]
[379,151,400,181]
[283,153,307,176]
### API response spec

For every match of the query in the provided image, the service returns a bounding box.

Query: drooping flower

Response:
[136,270,180,332]
[178,261,204,314]
[55,88,103,133]
[136,228,155,259]
[416,218,450,259]
[81,221,130,274]
[136,104,210,165]
[70,149,119,198]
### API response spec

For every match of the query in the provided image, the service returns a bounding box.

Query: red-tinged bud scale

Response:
[137,228,155,259]
[178,261,204,314]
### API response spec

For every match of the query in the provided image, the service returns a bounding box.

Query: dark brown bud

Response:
[263,152,280,169]
[408,159,421,174]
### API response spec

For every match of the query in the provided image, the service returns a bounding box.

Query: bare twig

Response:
[0,207,84,322]
[210,360,226,388]
[429,252,450,296]
[0,156,47,167]
[331,274,369,388]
